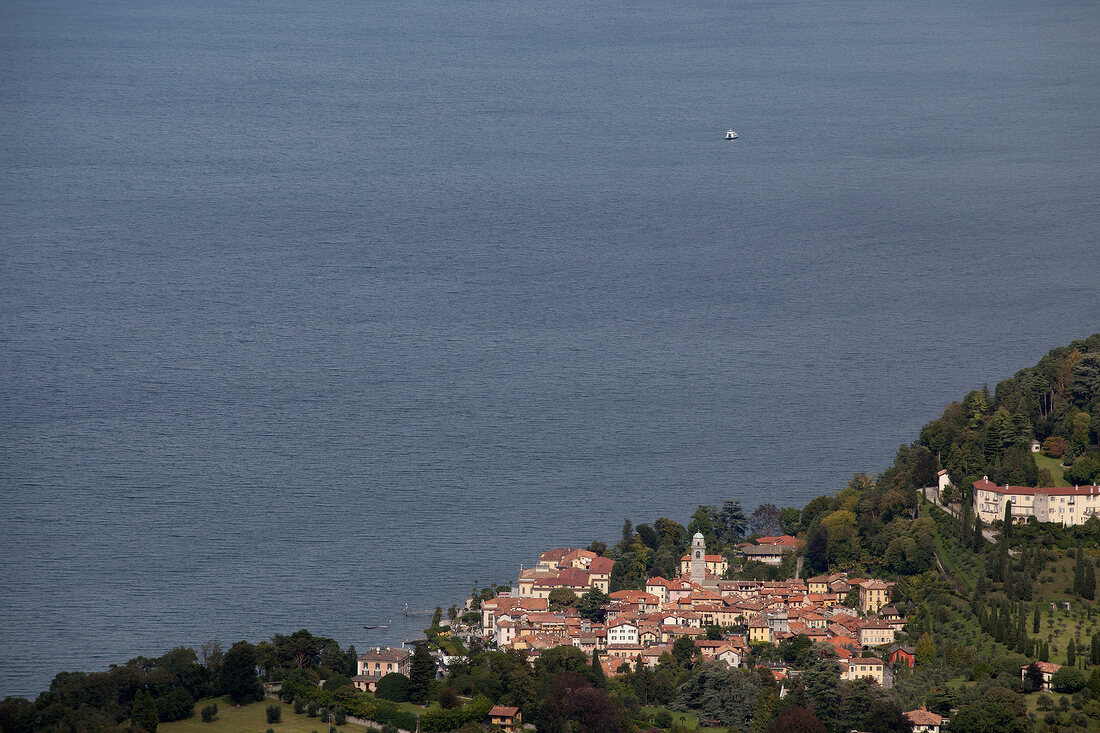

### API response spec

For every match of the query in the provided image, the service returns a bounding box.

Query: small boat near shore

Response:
[726,129,739,140]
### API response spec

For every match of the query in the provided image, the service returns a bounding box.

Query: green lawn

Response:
[158,697,368,733]
[641,706,730,732]
[1034,453,1070,487]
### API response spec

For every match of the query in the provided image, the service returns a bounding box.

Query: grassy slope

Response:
[1034,453,1070,487]
[158,697,368,733]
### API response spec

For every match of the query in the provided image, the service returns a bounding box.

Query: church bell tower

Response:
[690,532,706,584]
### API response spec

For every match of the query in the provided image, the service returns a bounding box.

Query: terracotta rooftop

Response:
[974,477,1100,497]
[904,707,944,725]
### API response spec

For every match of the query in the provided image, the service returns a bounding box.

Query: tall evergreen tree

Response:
[1033,605,1041,635]
[1040,641,1049,662]
[1068,639,1076,667]
[1084,562,1096,601]
[131,689,158,733]
[408,643,435,704]
[959,501,973,548]
[221,641,259,705]
[590,649,606,688]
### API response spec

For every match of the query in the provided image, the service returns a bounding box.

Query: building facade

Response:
[973,477,1100,526]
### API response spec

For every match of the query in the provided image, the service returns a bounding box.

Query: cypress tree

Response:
[132,689,158,733]
[1084,562,1096,601]
[591,649,606,687]
[1040,641,1049,662]
[1003,501,1013,538]
[1091,634,1099,666]
[407,643,435,704]
[1068,639,1076,667]
[973,517,984,551]
[959,501,973,548]
[1033,605,1041,635]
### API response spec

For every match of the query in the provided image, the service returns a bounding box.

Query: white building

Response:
[973,477,1100,526]
[607,619,639,646]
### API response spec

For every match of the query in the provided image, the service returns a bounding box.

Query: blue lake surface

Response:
[2,0,1098,699]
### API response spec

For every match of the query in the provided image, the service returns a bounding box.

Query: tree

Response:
[1033,604,1041,634]
[750,504,783,537]
[590,650,606,688]
[671,636,697,669]
[779,507,802,535]
[576,588,610,623]
[1025,663,1045,692]
[636,523,659,550]
[801,657,841,730]
[718,500,749,545]
[769,706,825,733]
[653,518,687,551]
[221,641,259,705]
[915,632,936,668]
[132,689,158,732]
[265,704,281,724]
[548,587,579,611]
[539,672,621,733]
[1051,666,1086,693]
[671,661,759,731]
[438,686,460,710]
[1068,638,1076,667]
[375,673,410,702]
[620,519,634,546]
[408,644,435,705]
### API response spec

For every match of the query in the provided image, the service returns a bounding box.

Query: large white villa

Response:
[973,477,1100,526]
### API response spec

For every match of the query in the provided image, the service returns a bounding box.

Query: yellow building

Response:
[843,657,884,685]
[858,580,891,614]
[747,616,772,644]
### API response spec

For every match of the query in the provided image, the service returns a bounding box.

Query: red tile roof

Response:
[904,707,944,725]
[588,556,615,574]
[974,477,1100,497]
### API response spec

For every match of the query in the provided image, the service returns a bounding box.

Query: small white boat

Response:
[725,129,739,140]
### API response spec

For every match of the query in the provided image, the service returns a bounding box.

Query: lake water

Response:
[1,0,1098,699]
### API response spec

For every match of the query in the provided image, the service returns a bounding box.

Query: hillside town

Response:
[477,535,907,685]
[352,533,913,699]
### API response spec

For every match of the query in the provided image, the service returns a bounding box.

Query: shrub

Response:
[438,686,460,710]
[1054,667,1087,693]
[293,697,306,714]
[333,706,347,726]
[375,673,410,703]
[322,675,353,692]
[320,708,330,723]
[307,701,319,717]
[200,704,218,723]
[266,704,282,724]
[156,687,195,722]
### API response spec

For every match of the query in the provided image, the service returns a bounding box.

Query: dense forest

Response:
[920,334,1100,490]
